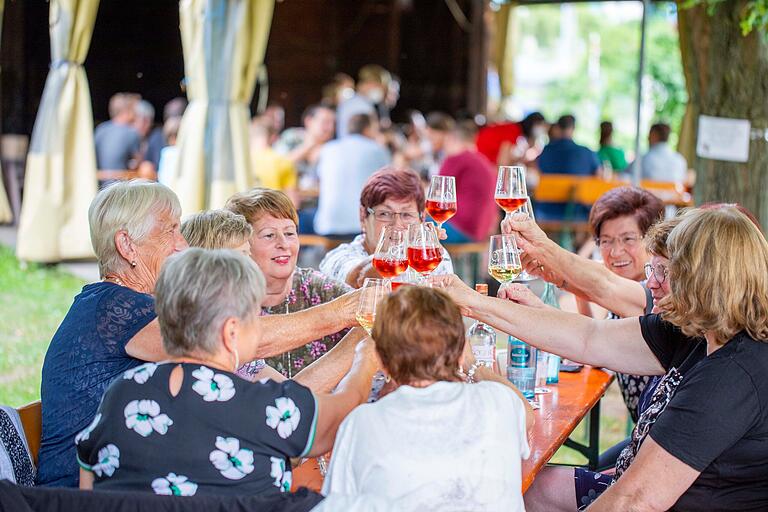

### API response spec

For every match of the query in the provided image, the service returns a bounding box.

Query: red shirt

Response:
[475,122,523,164]
[439,150,498,242]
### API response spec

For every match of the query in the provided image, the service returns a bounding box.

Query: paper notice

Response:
[696,115,751,163]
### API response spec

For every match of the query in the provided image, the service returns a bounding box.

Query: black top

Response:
[76,362,317,497]
[643,316,768,511]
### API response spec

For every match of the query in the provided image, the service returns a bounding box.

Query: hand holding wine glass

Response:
[488,234,523,284]
[356,278,390,334]
[407,222,443,281]
[426,175,457,230]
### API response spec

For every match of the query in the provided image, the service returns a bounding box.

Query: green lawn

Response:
[0,244,85,407]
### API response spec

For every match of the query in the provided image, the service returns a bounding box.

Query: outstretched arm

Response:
[502,215,647,318]
[432,274,664,376]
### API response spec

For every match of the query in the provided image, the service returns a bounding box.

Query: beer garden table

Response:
[292,366,615,494]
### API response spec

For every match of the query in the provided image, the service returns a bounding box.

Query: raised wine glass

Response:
[356,278,389,335]
[372,225,409,286]
[495,166,528,221]
[488,234,523,284]
[407,222,443,282]
[514,196,540,282]
[426,175,457,230]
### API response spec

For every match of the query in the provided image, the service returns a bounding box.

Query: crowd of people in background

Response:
[95,63,692,247]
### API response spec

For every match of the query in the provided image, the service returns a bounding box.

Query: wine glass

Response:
[514,196,539,282]
[495,166,528,221]
[407,222,443,282]
[356,278,389,335]
[426,175,457,230]
[488,234,523,284]
[372,225,409,285]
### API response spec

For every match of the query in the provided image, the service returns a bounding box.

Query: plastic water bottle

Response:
[467,284,496,370]
[541,282,561,384]
[507,335,537,399]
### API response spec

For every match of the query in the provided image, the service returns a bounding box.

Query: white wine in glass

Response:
[356,278,389,334]
[488,234,523,283]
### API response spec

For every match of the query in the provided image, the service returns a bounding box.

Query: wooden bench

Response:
[16,400,42,466]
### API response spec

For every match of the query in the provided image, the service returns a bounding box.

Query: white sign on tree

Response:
[696,115,751,163]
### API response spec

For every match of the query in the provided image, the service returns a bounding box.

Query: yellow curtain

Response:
[16,0,99,261]
[171,0,274,213]
[493,2,517,98]
[0,0,12,224]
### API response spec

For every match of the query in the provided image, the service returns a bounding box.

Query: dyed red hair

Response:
[360,167,425,214]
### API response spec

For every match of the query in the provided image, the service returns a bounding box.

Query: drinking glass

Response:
[488,234,523,283]
[514,197,539,282]
[407,222,443,281]
[372,225,409,285]
[495,166,528,221]
[426,175,457,230]
[356,278,389,334]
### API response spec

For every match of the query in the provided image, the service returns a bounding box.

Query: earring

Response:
[384,374,391,384]
[130,261,137,268]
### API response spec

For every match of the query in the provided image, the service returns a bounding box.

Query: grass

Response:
[0,244,86,407]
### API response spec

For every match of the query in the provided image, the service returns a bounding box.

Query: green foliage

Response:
[514,3,687,152]
[683,0,768,35]
[0,245,85,407]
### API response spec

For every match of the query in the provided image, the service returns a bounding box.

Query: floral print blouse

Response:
[76,362,317,496]
[240,267,352,379]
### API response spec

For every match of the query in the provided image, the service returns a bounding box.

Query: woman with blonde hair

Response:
[181,210,252,255]
[436,206,768,511]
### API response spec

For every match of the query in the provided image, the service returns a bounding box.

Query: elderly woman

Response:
[319,167,453,288]
[575,187,663,422]
[323,286,533,511]
[180,209,252,256]
[436,206,768,511]
[37,181,362,488]
[76,248,378,496]
[225,188,359,378]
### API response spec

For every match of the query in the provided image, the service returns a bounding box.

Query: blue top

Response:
[537,139,600,175]
[36,282,155,487]
[94,121,140,171]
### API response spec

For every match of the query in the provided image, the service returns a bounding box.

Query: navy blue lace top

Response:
[36,282,155,487]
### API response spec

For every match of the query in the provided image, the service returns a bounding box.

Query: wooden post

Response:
[467,0,488,117]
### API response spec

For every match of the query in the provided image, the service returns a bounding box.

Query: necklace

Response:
[103,275,126,286]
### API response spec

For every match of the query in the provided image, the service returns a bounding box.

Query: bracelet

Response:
[466,362,481,383]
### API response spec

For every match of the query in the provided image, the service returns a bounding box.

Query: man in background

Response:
[537,114,600,175]
[94,93,141,187]
[274,104,336,190]
[630,123,687,184]
[314,113,390,239]
[438,121,498,243]
[336,65,391,138]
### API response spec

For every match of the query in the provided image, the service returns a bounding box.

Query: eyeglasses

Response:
[644,263,669,284]
[367,207,420,224]
[596,235,641,250]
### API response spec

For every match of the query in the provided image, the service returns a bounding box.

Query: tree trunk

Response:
[677,1,768,231]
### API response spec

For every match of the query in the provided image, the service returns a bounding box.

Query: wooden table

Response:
[292,367,614,495]
[522,366,614,493]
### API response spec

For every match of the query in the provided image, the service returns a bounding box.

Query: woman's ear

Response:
[114,230,137,266]
[221,317,239,354]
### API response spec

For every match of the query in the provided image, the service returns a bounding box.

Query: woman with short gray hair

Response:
[76,249,378,497]
[38,180,366,489]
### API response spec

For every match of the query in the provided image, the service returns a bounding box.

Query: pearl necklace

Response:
[103,275,126,287]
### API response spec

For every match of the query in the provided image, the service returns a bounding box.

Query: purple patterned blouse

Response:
[239,267,352,379]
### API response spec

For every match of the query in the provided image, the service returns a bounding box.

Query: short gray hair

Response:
[181,210,253,250]
[88,180,181,277]
[155,248,266,357]
[135,99,155,120]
